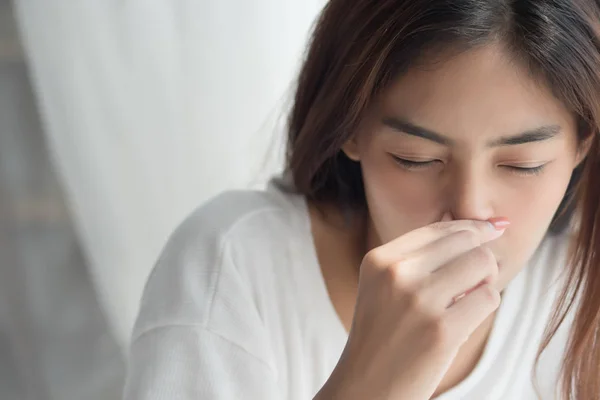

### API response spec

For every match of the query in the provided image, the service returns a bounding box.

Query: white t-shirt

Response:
[123,176,576,400]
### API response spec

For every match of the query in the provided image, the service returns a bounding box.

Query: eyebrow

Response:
[381,116,562,147]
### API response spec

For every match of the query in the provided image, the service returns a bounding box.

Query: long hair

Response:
[285,1,600,398]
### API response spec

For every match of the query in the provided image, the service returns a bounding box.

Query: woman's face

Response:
[343,44,588,291]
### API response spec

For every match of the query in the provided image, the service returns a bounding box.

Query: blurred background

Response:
[0,1,325,398]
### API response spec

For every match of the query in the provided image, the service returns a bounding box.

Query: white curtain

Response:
[14,0,325,348]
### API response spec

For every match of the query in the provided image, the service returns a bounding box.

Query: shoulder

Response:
[173,177,304,250]
[131,177,307,340]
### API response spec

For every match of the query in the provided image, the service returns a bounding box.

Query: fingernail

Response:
[488,217,510,230]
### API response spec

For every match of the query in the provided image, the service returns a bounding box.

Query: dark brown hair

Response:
[285,0,600,398]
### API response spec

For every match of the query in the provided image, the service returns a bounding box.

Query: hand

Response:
[316,215,508,400]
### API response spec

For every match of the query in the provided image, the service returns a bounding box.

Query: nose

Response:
[447,166,495,222]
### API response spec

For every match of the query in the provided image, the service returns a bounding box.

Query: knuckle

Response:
[481,284,501,307]
[486,259,500,278]
[472,245,495,265]
[383,262,412,289]
[363,249,385,267]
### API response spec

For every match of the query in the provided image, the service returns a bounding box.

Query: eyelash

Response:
[508,164,546,176]
[391,156,547,176]
[392,157,439,170]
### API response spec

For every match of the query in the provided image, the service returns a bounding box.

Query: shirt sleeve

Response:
[122,200,281,399]
[123,325,278,399]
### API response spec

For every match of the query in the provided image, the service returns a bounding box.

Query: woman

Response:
[123,1,600,399]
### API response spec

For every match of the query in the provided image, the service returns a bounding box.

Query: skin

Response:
[312,43,589,397]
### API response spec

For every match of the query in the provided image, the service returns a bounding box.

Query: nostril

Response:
[440,211,453,222]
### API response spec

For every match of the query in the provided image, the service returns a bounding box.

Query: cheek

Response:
[503,163,572,235]
[495,163,574,286]
[360,154,442,242]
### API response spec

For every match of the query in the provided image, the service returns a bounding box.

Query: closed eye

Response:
[392,154,548,176]
[502,164,546,176]
[392,155,440,170]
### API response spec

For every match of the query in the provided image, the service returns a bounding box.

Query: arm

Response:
[124,325,278,399]
[122,203,280,399]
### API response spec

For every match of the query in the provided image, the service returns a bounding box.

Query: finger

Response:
[421,245,499,310]
[449,274,498,307]
[373,218,508,265]
[444,283,501,342]
[405,228,502,276]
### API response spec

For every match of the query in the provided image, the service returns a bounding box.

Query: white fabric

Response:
[124,176,576,400]
[14,0,326,347]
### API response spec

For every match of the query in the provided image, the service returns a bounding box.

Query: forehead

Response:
[377,44,576,142]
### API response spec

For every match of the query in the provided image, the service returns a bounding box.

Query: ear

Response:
[342,135,361,161]
[575,134,594,167]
